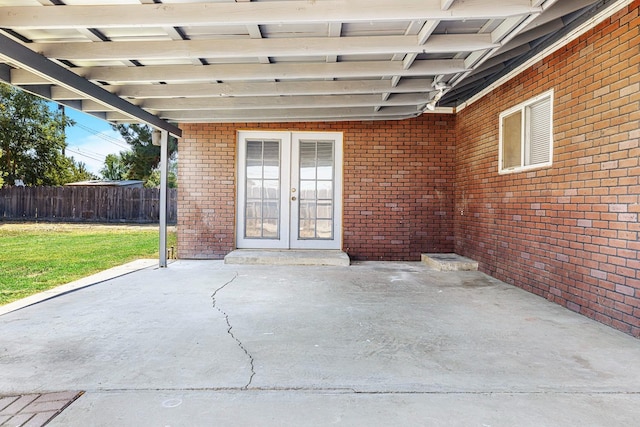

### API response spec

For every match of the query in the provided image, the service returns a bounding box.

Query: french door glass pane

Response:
[317,142,334,179]
[298,140,334,240]
[299,201,316,219]
[300,143,317,180]
[244,140,280,239]
[316,220,333,239]
[316,181,332,199]
[300,180,316,199]
[317,200,333,219]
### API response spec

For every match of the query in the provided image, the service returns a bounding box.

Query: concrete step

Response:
[421,253,478,271]
[224,250,350,266]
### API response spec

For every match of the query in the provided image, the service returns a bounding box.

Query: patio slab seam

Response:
[70,386,640,400]
[0,259,160,317]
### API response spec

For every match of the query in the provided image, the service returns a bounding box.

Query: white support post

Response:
[159,130,169,268]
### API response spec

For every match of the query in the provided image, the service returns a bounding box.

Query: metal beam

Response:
[19,84,51,99]
[0,1,543,29]
[158,130,168,269]
[0,63,11,82]
[0,32,182,137]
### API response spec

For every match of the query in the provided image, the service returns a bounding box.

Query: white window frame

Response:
[498,89,554,174]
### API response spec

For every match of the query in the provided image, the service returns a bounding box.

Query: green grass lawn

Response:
[0,223,177,305]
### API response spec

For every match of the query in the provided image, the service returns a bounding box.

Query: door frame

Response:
[235,130,343,250]
[289,131,343,249]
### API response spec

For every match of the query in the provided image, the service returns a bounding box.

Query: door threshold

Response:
[224,249,350,266]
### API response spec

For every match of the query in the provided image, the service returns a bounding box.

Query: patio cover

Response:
[0,0,622,127]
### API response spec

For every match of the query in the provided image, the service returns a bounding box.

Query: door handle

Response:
[291,196,297,201]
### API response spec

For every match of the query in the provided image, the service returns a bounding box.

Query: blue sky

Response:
[60,106,131,176]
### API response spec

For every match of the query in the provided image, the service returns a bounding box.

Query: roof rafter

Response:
[383,20,436,110]
[11,60,467,85]
[139,93,432,111]
[30,34,497,62]
[93,79,433,100]
[441,0,456,10]
[448,0,560,89]
[246,24,271,65]
[155,106,424,122]
[0,0,607,123]
[0,1,542,29]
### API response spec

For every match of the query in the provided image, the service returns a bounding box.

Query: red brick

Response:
[177,4,639,336]
[178,116,456,260]
[454,3,639,338]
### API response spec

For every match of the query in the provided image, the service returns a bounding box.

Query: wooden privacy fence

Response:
[0,186,177,224]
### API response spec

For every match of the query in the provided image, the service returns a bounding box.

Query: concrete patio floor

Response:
[1,260,640,426]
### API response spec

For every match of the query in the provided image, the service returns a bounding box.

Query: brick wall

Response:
[178,115,456,260]
[454,3,640,337]
[341,116,456,260]
[178,123,237,259]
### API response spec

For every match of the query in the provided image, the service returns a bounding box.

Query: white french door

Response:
[236,131,343,250]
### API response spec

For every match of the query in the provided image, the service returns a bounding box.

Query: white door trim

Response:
[290,131,343,250]
[236,130,343,250]
[236,131,291,249]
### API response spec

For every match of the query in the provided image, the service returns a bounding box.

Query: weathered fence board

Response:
[0,186,177,224]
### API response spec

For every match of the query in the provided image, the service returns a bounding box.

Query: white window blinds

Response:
[499,90,553,174]
[527,97,552,166]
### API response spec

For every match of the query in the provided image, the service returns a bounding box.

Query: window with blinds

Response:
[499,90,553,174]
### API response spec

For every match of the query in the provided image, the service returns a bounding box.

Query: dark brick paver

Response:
[0,392,82,426]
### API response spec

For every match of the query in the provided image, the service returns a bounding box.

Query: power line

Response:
[66,147,105,163]
[72,122,130,151]
[74,122,126,145]
[67,145,106,158]
[66,149,103,163]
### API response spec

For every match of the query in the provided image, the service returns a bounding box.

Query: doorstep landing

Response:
[224,250,350,266]
[421,253,479,271]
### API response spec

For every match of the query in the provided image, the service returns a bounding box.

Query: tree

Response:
[0,83,76,186]
[28,155,96,185]
[100,153,128,181]
[144,158,178,188]
[110,123,178,185]
[66,158,98,182]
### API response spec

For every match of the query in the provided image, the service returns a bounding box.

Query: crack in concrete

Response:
[211,272,255,390]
